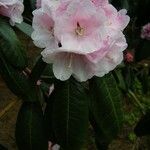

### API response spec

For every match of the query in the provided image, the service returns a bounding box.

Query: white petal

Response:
[95,49,123,77]
[72,55,94,82]
[52,53,72,81]
[52,144,60,150]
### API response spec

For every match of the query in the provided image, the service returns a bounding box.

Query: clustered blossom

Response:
[0,0,24,25]
[141,23,150,40]
[32,0,130,82]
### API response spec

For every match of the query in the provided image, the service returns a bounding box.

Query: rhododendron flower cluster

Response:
[141,23,150,40]
[0,0,24,25]
[32,0,130,82]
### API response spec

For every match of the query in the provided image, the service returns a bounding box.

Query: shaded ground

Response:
[0,78,21,150]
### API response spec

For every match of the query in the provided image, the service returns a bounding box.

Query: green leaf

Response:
[89,73,123,147]
[41,64,56,84]
[113,70,127,92]
[44,95,56,142]
[51,78,89,150]
[15,22,33,37]
[42,64,54,77]
[141,68,149,94]
[0,19,27,69]
[15,102,48,150]
[0,51,27,97]
[123,66,135,91]
[89,113,110,150]
[0,51,38,102]
[29,57,47,84]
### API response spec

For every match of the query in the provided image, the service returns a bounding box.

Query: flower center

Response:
[75,22,84,36]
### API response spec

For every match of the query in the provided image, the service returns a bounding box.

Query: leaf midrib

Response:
[102,79,120,130]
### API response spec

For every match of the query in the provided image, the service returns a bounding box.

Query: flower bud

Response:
[124,51,134,63]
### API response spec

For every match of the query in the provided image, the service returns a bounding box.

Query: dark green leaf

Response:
[41,64,56,84]
[51,78,89,150]
[89,112,110,150]
[16,102,48,150]
[44,95,56,142]
[122,66,135,91]
[15,22,33,37]
[89,73,123,147]
[0,19,27,69]
[0,51,38,102]
[140,68,149,94]
[29,57,47,84]
[113,70,127,92]
[42,64,54,77]
[0,51,27,97]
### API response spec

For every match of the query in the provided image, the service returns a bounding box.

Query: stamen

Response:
[75,22,84,36]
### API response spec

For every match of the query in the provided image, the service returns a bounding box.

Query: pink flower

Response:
[124,51,134,63]
[141,23,150,40]
[36,0,41,8]
[0,0,24,25]
[32,0,130,82]
[91,0,108,7]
